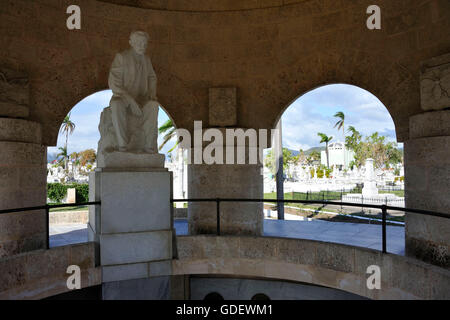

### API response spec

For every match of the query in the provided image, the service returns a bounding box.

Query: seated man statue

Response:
[97,31,163,167]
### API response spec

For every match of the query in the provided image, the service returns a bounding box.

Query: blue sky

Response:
[48,90,174,158]
[48,84,399,159]
[281,84,399,151]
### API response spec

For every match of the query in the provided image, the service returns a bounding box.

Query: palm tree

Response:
[318,133,333,168]
[333,111,345,136]
[60,113,76,150]
[158,119,178,153]
[69,152,80,174]
[347,125,358,136]
[346,126,361,149]
[59,113,76,173]
[56,146,68,173]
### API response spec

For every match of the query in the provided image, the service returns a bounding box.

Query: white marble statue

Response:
[97,31,164,168]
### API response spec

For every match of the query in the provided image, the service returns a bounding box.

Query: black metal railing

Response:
[171,198,450,254]
[0,201,101,249]
[1,198,448,254]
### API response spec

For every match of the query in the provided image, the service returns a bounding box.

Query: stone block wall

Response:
[174,236,450,300]
[188,163,263,235]
[405,110,450,268]
[0,242,101,299]
[0,68,47,258]
[1,0,449,146]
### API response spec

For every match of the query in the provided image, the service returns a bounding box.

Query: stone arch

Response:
[37,57,199,146]
[203,292,224,300]
[266,49,416,142]
[251,293,270,300]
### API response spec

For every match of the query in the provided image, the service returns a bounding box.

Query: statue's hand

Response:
[129,102,143,117]
[124,94,142,116]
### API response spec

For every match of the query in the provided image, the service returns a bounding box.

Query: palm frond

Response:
[159,133,174,151]
[158,119,174,135]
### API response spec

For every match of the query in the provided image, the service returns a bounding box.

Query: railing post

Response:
[45,205,50,249]
[382,205,387,253]
[216,198,220,236]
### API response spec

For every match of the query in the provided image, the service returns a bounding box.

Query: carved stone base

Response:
[97,151,165,169]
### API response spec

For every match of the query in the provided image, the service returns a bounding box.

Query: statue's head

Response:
[129,31,149,55]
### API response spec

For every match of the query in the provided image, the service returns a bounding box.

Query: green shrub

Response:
[75,183,89,203]
[47,183,89,204]
[47,183,67,203]
[316,168,324,178]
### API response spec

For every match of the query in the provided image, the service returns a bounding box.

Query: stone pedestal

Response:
[404,110,450,268]
[362,158,378,197]
[89,167,175,299]
[97,151,165,169]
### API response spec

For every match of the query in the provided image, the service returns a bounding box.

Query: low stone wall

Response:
[49,211,88,224]
[0,243,101,300]
[174,236,450,300]
[2,236,449,300]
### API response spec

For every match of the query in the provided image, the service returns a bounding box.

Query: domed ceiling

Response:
[97,0,306,11]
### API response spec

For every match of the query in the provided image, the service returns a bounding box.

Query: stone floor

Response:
[49,224,88,248]
[50,218,405,255]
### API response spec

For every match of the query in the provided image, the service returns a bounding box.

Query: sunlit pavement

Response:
[50,218,405,255]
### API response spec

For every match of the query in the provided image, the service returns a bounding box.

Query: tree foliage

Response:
[264,148,295,175]
[158,119,178,153]
[345,128,402,169]
[79,149,96,166]
[47,183,89,203]
[306,150,321,165]
[333,111,345,137]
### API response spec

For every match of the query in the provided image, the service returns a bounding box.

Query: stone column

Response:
[188,160,263,236]
[187,87,264,236]
[405,53,450,267]
[404,110,450,267]
[0,68,46,257]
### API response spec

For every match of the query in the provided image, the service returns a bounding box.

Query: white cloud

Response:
[281,84,398,150]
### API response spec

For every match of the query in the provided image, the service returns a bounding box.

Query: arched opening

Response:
[251,293,270,300]
[47,90,185,247]
[264,84,405,253]
[203,292,224,301]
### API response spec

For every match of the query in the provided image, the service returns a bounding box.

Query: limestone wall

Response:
[0,242,101,300]
[174,236,450,300]
[1,0,449,145]
[405,110,450,267]
[0,68,47,257]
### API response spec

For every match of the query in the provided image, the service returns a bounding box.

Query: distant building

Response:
[320,142,355,169]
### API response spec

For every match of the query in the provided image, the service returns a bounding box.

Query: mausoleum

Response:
[0,0,449,300]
